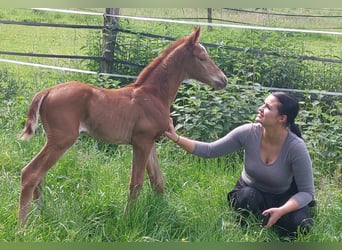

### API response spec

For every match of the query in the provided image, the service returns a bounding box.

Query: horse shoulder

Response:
[128,87,170,135]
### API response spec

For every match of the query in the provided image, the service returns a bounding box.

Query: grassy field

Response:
[1,135,341,242]
[0,8,341,242]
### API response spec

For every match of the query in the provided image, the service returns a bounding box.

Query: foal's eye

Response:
[198,57,206,62]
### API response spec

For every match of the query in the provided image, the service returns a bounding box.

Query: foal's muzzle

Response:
[213,77,228,90]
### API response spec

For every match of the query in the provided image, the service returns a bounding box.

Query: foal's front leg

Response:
[128,140,154,199]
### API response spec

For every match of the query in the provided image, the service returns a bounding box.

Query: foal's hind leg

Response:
[146,143,164,193]
[33,177,44,210]
[19,136,76,227]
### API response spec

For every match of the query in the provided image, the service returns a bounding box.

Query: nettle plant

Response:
[171,83,267,141]
[298,94,341,178]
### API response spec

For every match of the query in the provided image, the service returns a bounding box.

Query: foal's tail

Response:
[20,90,49,141]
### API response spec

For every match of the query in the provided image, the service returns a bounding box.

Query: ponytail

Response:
[272,92,303,139]
[289,122,302,139]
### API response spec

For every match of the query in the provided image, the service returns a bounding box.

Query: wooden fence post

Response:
[101,8,120,74]
[207,8,212,31]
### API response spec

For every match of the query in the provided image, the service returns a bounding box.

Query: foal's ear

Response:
[188,27,201,44]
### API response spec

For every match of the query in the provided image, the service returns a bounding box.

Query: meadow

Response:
[0,8,341,242]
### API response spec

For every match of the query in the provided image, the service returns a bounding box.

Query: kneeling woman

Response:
[165,92,315,237]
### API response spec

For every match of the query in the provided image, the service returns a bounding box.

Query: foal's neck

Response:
[137,64,186,107]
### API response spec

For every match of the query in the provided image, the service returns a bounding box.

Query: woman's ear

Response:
[279,114,287,124]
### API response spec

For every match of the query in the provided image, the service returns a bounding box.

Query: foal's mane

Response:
[134,37,188,86]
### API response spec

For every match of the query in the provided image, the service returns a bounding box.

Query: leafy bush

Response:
[298,94,342,178]
[171,83,267,141]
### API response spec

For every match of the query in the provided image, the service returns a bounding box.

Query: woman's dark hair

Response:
[272,91,302,138]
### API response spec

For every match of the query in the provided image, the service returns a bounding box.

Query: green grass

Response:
[0,133,341,242]
[0,8,341,242]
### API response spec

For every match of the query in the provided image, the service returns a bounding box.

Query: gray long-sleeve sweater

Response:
[192,123,314,208]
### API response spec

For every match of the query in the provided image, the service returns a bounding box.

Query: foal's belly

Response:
[79,119,134,145]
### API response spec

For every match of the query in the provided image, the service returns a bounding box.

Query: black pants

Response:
[227,177,315,236]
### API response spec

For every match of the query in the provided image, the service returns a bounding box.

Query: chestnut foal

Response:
[18,27,227,226]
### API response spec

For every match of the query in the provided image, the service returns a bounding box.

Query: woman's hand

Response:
[261,198,300,228]
[164,118,179,142]
[261,208,283,228]
[164,117,196,152]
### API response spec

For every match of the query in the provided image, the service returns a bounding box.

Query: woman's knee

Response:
[278,206,313,235]
[228,186,265,213]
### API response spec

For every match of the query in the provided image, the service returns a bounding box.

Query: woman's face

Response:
[256,95,284,127]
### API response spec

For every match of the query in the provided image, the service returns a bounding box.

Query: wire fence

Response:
[2,20,341,65]
[1,8,342,97]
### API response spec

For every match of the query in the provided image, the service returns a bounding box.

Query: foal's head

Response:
[183,27,228,90]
